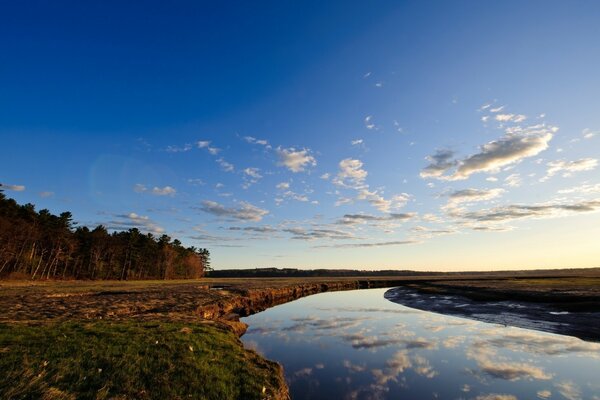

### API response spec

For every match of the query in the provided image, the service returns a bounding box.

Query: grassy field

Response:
[0,320,285,400]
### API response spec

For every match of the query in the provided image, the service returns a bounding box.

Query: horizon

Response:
[2,1,599,271]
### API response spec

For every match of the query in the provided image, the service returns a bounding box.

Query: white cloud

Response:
[320,173,330,180]
[364,115,377,130]
[474,395,517,400]
[196,140,220,155]
[357,189,410,213]
[198,200,269,222]
[217,158,234,172]
[244,136,271,149]
[583,128,598,139]
[0,183,25,192]
[276,147,316,173]
[133,184,176,196]
[333,158,368,188]
[351,139,364,146]
[558,183,600,194]
[151,186,176,196]
[542,158,597,181]
[495,114,527,123]
[490,106,505,113]
[276,182,290,190]
[39,191,54,198]
[422,124,555,181]
[504,173,522,187]
[243,167,262,179]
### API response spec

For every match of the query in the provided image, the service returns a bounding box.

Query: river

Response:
[241,288,600,400]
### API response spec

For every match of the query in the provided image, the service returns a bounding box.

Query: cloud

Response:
[315,240,417,248]
[364,115,377,130]
[337,213,415,225]
[244,136,272,149]
[446,188,504,206]
[276,147,316,172]
[320,173,330,180]
[243,167,262,179]
[39,191,54,198]
[198,200,269,222]
[450,198,600,223]
[228,226,277,233]
[504,173,521,187]
[536,390,552,399]
[420,149,457,179]
[558,183,600,194]
[106,212,164,234]
[490,106,505,113]
[542,158,597,181]
[165,143,193,153]
[495,114,527,123]
[583,128,598,139]
[422,124,555,180]
[351,139,364,146]
[216,158,234,172]
[474,395,517,400]
[283,227,354,241]
[133,184,176,196]
[554,380,581,400]
[196,140,220,155]
[0,183,25,192]
[333,159,412,212]
[357,190,410,213]
[152,186,176,196]
[333,158,368,188]
[276,182,290,190]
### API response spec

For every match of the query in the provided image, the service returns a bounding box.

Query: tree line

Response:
[0,191,210,280]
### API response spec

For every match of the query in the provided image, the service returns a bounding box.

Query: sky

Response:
[1,1,600,271]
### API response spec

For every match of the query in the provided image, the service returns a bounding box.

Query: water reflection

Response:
[241,288,600,400]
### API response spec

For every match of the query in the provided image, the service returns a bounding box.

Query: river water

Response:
[241,288,600,400]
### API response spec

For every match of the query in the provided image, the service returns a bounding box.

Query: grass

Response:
[0,321,284,400]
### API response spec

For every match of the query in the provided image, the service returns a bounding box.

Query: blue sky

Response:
[2,1,600,270]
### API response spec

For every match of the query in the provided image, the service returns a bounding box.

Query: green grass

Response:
[0,321,284,400]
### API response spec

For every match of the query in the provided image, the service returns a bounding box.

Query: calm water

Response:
[241,288,600,400]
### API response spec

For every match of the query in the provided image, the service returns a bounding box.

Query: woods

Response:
[0,192,209,280]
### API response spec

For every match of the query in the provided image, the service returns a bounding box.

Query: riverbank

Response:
[1,272,599,398]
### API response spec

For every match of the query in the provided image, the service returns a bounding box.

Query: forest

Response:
[0,191,209,280]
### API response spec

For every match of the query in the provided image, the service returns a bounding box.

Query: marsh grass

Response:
[0,321,282,400]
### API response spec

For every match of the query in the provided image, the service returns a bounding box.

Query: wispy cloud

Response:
[337,213,415,225]
[244,136,272,149]
[542,158,597,181]
[198,200,269,222]
[445,188,505,207]
[0,183,26,192]
[450,198,600,224]
[315,239,417,248]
